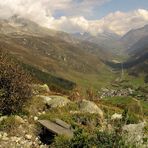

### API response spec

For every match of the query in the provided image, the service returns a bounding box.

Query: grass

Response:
[21,62,76,93]
[38,102,103,130]
[58,67,117,92]
[126,74,146,88]
[101,96,148,117]
[141,100,148,116]
[101,96,135,107]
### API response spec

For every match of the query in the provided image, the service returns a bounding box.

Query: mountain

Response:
[109,35,148,79]
[121,24,148,49]
[127,36,148,56]
[0,17,115,89]
[72,31,125,54]
[106,34,148,76]
[126,36,148,76]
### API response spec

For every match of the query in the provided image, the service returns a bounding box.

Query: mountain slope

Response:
[121,24,148,49]
[128,36,148,56]
[72,31,125,54]
[0,17,115,89]
[126,36,148,76]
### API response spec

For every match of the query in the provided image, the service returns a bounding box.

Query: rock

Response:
[2,137,9,141]
[38,95,52,104]
[111,113,122,120]
[42,111,46,114]
[11,136,21,142]
[128,88,134,94]
[14,115,25,124]
[3,132,8,137]
[34,116,38,121]
[79,100,103,118]
[31,84,50,95]
[1,132,9,141]
[0,116,8,122]
[101,88,109,92]
[122,122,146,147]
[45,96,70,108]
[25,134,32,140]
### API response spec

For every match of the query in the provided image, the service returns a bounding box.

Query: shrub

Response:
[51,135,70,148]
[52,127,128,148]
[0,116,20,134]
[0,50,32,114]
[122,108,143,124]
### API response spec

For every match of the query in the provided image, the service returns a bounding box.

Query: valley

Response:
[0,16,148,148]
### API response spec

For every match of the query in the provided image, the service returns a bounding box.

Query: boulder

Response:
[79,99,103,118]
[122,122,147,147]
[45,96,70,108]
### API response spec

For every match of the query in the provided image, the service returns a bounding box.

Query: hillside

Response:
[126,36,148,79]
[72,31,125,55]
[121,35,148,73]
[128,35,148,56]
[121,24,148,49]
[0,49,147,147]
[0,17,115,90]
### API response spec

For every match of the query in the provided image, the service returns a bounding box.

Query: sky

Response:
[0,0,148,35]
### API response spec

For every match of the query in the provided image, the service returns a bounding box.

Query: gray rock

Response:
[45,96,70,108]
[79,99,103,118]
[31,84,50,95]
[38,95,52,104]
[122,122,147,147]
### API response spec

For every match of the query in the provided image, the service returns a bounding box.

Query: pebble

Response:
[25,134,32,140]
[34,116,38,121]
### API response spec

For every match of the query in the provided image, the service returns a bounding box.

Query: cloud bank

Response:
[0,0,148,35]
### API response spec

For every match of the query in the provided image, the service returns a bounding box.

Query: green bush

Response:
[51,135,70,148]
[52,127,128,148]
[0,50,32,114]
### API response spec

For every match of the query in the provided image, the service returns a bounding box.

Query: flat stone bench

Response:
[38,119,73,138]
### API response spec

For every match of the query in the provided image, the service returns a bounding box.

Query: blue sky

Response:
[94,0,148,19]
[53,0,148,19]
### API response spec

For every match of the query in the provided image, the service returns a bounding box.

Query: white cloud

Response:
[50,9,148,35]
[0,0,148,35]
